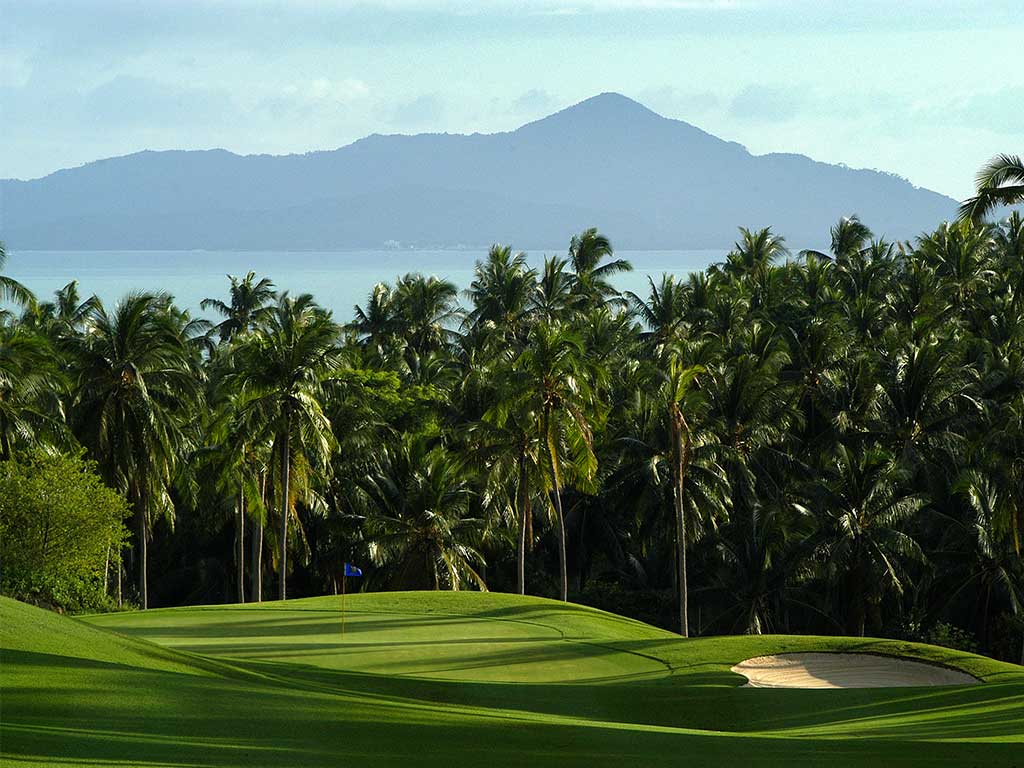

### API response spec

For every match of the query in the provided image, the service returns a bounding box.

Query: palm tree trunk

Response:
[104,544,110,597]
[251,473,266,602]
[670,407,693,638]
[116,549,123,607]
[674,411,694,638]
[852,557,866,637]
[555,489,568,602]
[676,444,689,638]
[237,489,245,604]
[576,508,586,593]
[981,585,992,650]
[138,506,148,610]
[1019,613,1023,667]
[251,518,263,602]
[546,421,568,602]
[516,453,528,595]
[279,423,291,601]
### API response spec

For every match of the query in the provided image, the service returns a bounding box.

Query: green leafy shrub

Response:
[895,616,980,654]
[923,622,980,654]
[0,452,130,613]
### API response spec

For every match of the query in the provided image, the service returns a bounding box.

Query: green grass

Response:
[3,592,1023,766]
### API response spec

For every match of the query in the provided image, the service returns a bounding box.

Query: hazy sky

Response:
[3,0,1021,199]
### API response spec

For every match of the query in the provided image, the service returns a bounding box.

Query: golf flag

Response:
[340,563,361,639]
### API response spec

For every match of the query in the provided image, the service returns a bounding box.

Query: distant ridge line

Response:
[0,92,957,250]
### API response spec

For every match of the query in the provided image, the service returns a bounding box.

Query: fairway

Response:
[4,592,1024,767]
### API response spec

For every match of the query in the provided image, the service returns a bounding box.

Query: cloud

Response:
[511,88,558,114]
[82,75,235,127]
[550,0,739,7]
[729,85,804,122]
[638,86,720,117]
[307,78,370,103]
[927,86,1024,136]
[251,77,369,123]
[865,87,1024,140]
[390,93,445,127]
[2,74,236,134]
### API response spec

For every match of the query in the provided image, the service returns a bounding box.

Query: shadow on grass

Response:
[5,639,1023,768]
[101,612,568,641]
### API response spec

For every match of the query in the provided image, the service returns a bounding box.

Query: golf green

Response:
[3,592,1023,766]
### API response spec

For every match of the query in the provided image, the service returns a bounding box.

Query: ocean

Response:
[5,249,728,322]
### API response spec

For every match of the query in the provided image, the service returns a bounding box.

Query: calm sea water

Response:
[5,249,727,321]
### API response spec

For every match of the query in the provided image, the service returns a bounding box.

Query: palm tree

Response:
[626,274,689,349]
[875,341,980,470]
[888,257,948,334]
[662,355,705,637]
[567,228,632,310]
[959,154,1024,223]
[358,435,486,590]
[995,210,1024,263]
[200,271,276,343]
[845,239,895,294]
[709,495,820,635]
[67,293,203,609]
[200,383,270,603]
[812,444,925,636]
[993,212,1024,312]
[481,362,544,596]
[916,221,995,306]
[350,282,403,366]
[952,469,1024,662]
[802,215,873,263]
[532,256,574,324]
[702,339,801,626]
[0,242,35,310]
[26,281,100,341]
[463,245,537,348]
[0,324,67,457]
[232,293,340,600]
[508,322,600,601]
[723,227,788,281]
[625,350,728,636]
[393,274,461,360]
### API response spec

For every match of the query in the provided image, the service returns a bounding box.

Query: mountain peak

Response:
[568,92,661,117]
[519,92,665,132]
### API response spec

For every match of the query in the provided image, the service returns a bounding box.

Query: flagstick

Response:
[341,572,347,640]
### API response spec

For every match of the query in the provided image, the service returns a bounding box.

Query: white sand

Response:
[731,653,979,689]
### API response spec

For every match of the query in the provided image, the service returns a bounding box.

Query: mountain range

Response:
[0,93,958,251]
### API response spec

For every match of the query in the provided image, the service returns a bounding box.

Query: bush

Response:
[894,616,979,654]
[0,452,130,613]
[576,581,676,632]
[989,613,1024,664]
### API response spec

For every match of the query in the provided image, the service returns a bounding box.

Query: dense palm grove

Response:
[1,209,1023,662]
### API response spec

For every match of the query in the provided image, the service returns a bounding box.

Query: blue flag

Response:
[344,563,363,577]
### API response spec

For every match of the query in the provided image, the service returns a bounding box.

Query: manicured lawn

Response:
[3,593,1023,766]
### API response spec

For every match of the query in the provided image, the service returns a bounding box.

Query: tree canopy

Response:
[1,205,1022,662]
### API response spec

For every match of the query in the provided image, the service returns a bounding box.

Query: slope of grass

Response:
[3,592,1023,767]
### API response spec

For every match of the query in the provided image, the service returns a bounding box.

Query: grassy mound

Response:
[4,593,1023,766]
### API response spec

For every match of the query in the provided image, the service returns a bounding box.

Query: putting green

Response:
[3,592,1024,767]
[84,593,670,683]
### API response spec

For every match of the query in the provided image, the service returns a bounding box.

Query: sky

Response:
[2,0,1022,200]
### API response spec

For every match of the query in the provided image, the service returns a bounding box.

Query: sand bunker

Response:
[732,653,978,689]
